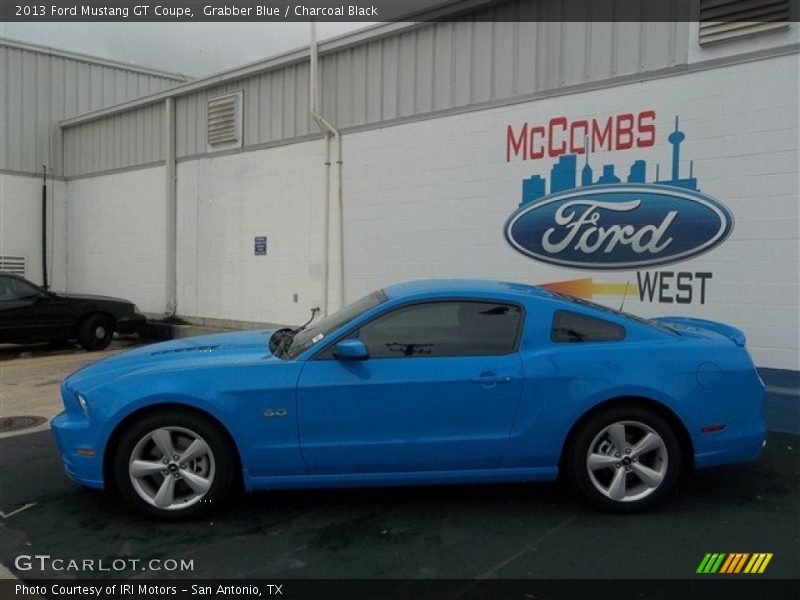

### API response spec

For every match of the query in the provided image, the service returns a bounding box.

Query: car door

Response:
[0,275,66,342]
[296,300,525,474]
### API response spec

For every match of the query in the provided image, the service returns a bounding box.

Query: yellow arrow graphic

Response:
[539,278,638,300]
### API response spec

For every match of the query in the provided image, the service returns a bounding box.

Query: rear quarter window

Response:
[551,310,625,343]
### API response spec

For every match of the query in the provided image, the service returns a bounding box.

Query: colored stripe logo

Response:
[539,278,637,300]
[697,553,773,574]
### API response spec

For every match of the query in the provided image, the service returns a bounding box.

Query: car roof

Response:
[383,279,554,301]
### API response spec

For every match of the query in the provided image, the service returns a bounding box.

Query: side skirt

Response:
[245,466,559,491]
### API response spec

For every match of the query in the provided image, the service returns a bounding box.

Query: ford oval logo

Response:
[504,184,734,270]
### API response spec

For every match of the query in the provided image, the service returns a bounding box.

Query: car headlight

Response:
[76,394,90,417]
[132,304,142,316]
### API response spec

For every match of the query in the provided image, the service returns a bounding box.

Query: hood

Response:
[65,328,279,392]
[653,317,746,347]
[52,291,133,304]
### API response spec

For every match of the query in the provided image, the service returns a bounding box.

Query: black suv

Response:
[0,273,145,350]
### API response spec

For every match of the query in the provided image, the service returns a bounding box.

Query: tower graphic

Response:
[667,115,685,182]
[656,116,697,190]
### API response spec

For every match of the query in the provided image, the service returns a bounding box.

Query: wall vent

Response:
[699,0,791,45]
[0,256,26,277]
[206,91,243,151]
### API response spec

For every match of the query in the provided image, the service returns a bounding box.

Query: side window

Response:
[551,310,625,343]
[0,276,14,301]
[0,277,39,301]
[356,301,522,358]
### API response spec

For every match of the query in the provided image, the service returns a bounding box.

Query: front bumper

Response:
[51,411,105,489]
[117,315,146,336]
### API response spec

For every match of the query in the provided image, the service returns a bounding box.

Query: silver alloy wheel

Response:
[128,426,215,511]
[95,326,107,339]
[586,420,668,503]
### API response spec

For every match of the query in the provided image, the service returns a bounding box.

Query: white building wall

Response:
[57,52,799,372]
[0,172,67,289]
[175,140,324,325]
[65,167,166,314]
[343,53,800,371]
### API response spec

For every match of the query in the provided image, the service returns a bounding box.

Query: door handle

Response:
[472,373,513,384]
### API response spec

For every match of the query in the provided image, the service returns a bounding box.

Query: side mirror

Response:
[333,339,369,361]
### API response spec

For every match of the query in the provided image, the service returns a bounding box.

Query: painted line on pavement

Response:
[454,515,578,597]
[0,563,20,580]
[0,422,51,440]
[0,502,37,519]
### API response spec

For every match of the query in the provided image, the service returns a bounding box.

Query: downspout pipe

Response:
[309,22,344,315]
[310,24,330,316]
[312,112,343,313]
[164,96,178,316]
[335,133,344,311]
[41,164,48,289]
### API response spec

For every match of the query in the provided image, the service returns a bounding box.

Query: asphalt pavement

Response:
[0,427,797,580]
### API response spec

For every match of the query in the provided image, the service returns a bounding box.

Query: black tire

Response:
[113,409,236,520]
[78,313,115,351]
[564,405,683,513]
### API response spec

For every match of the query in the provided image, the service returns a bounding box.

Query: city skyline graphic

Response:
[520,116,697,207]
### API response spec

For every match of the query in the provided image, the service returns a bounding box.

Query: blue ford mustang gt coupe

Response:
[52,280,766,519]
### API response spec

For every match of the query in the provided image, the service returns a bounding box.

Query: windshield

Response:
[282,290,388,359]
[548,292,677,334]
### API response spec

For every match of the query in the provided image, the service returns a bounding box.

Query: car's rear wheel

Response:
[113,410,235,520]
[565,406,682,512]
[78,314,115,351]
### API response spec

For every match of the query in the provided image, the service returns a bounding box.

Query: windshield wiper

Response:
[268,328,293,354]
[273,307,319,358]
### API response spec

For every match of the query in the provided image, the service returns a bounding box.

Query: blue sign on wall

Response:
[254,236,267,256]
[504,117,734,270]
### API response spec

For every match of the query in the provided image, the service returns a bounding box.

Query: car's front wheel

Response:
[78,313,115,350]
[113,410,235,520]
[565,406,682,512]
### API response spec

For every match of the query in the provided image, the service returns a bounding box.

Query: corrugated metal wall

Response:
[173,16,687,160]
[314,19,686,131]
[62,1,690,176]
[175,61,314,159]
[0,41,184,176]
[63,104,164,176]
